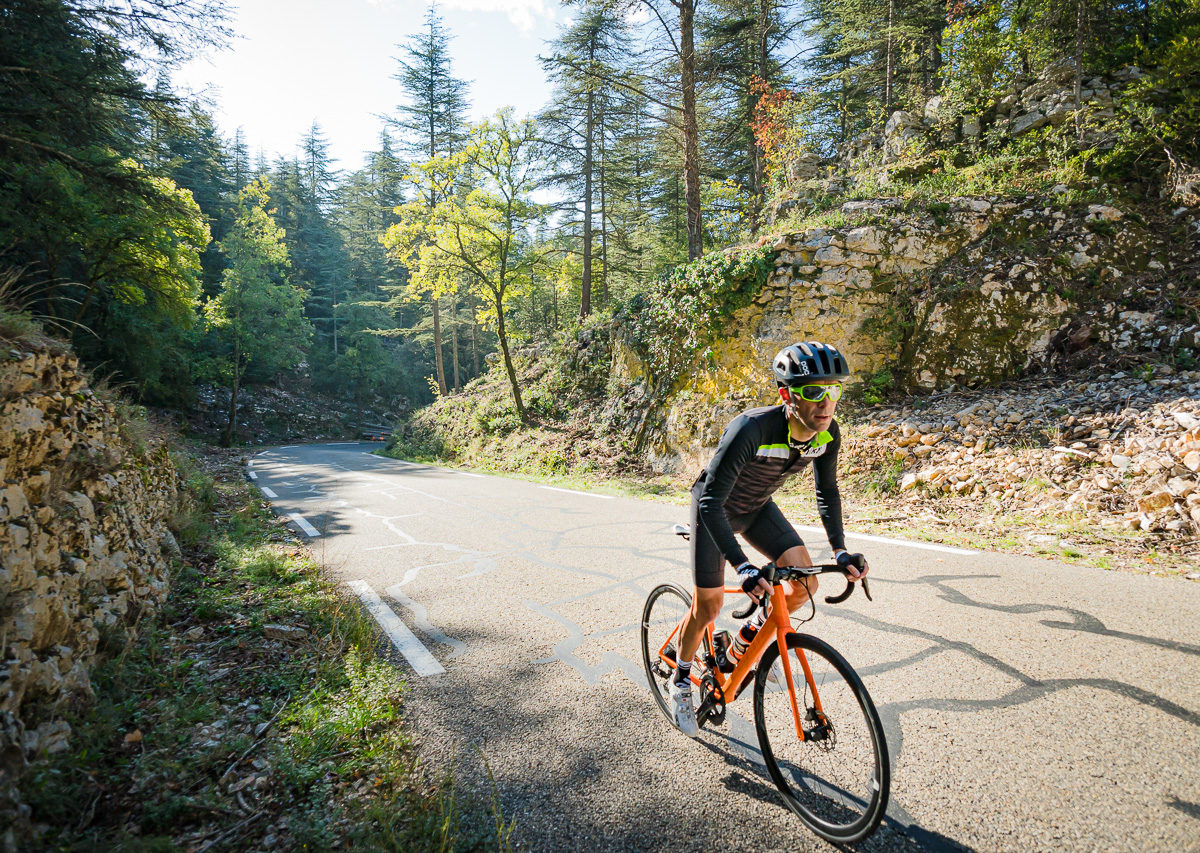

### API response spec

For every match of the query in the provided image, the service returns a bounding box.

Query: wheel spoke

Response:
[640,584,694,723]
[754,635,888,843]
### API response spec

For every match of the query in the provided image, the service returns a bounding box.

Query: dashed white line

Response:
[260,486,277,498]
[793,525,977,556]
[454,471,485,478]
[290,513,321,537]
[348,580,445,676]
[540,485,615,500]
[248,471,257,480]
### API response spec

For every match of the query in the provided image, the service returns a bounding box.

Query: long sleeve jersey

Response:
[693,405,845,567]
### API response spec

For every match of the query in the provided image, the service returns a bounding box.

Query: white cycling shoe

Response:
[668,677,700,738]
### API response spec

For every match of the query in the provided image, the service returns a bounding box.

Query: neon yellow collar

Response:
[789,429,832,449]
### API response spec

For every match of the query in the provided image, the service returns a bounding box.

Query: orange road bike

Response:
[639,532,890,844]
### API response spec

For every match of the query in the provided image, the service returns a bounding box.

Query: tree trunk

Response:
[885,0,895,113]
[223,339,241,448]
[471,311,479,377]
[581,44,595,319]
[450,293,461,391]
[598,118,609,310]
[839,59,848,141]
[72,279,99,325]
[332,287,339,357]
[432,294,448,395]
[680,0,703,260]
[752,0,769,221]
[1074,0,1086,143]
[492,287,525,421]
[552,269,559,329]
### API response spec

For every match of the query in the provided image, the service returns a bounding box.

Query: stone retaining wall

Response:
[637,197,1197,458]
[0,340,180,831]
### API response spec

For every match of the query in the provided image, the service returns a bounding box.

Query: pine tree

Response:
[541,2,630,317]
[391,3,472,394]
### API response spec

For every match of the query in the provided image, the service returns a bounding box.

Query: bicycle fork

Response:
[766,583,827,743]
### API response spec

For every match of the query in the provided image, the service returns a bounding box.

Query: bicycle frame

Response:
[657,579,822,742]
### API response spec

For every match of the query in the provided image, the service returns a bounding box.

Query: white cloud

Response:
[445,0,555,32]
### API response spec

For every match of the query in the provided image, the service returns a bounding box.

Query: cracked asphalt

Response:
[248,442,1200,852]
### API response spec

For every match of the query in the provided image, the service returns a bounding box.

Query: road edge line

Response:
[348,580,445,677]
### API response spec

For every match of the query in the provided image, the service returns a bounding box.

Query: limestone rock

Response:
[1011,111,1048,136]
[264,624,308,641]
[1136,490,1175,514]
[0,342,180,790]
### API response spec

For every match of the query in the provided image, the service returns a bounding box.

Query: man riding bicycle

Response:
[670,340,869,737]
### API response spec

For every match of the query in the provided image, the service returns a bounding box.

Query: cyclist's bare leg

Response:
[777,545,819,612]
[675,545,817,677]
[675,586,723,677]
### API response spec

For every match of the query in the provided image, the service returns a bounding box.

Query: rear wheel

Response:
[640,583,703,725]
[753,633,889,843]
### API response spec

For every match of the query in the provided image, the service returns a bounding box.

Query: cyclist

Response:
[670,341,869,737]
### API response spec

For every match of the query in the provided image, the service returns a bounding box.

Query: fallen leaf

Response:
[124,729,143,744]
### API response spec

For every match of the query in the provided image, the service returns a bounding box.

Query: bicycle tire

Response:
[753,633,890,844]
[640,583,703,725]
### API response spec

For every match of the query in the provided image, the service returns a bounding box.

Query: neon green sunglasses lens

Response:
[792,384,843,402]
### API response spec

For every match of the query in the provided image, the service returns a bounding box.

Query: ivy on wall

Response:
[623,246,774,390]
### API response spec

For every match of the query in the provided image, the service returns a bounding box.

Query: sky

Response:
[174,0,566,174]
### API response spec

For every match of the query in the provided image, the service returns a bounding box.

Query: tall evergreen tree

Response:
[391,3,473,394]
[541,2,629,316]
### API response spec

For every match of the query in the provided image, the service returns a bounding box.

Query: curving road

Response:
[248,442,1200,852]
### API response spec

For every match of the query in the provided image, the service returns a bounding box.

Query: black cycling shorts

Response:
[689,495,804,589]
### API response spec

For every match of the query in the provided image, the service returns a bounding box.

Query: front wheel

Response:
[640,583,698,725]
[753,633,890,844]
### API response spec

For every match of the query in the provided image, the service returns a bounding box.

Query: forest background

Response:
[2,0,1198,442]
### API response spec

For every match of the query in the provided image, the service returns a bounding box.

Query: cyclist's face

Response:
[781,381,840,432]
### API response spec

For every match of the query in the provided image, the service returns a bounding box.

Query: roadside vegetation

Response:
[17,443,509,851]
[386,346,1199,579]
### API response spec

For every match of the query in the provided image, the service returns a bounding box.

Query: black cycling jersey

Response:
[692,404,845,567]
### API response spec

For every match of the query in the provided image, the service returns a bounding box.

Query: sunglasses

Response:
[789,384,843,403]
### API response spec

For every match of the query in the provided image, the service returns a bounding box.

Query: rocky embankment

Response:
[182,383,402,445]
[1,340,180,836]
[654,195,1197,458]
[846,364,1200,553]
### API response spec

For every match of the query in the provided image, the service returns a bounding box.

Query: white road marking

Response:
[540,485,615,500]
[386,585,467,659]
[248,471,257,480]
[290,513,321,537]
[455,471,485,478]
[280,444,298,449]
[793,524,977,556]
[348,580,445,676]
[247,460,255,467]
[326,441,359,445]
[260,486,277,498]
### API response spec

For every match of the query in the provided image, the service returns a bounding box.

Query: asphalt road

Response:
[248,442,1200,852]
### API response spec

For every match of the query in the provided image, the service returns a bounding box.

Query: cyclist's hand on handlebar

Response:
[836,551,869,579]
[736,562,771,603]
